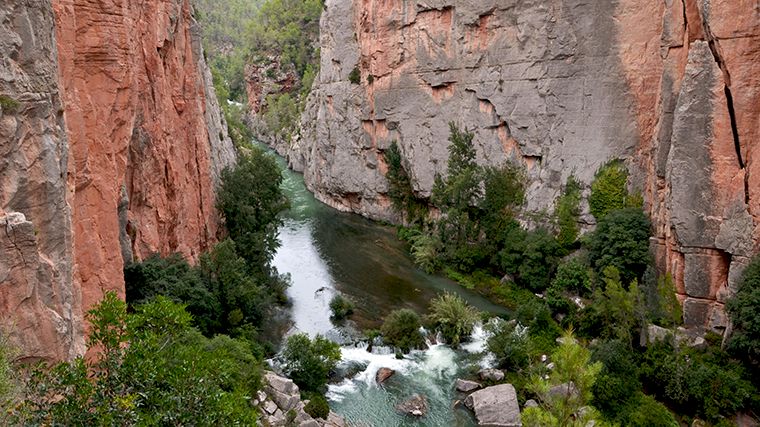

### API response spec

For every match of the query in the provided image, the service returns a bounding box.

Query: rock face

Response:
[396,394,429,417]
[0,0,236,361]
[463,384,521,426]
[376,367,395,383]
[455,378,481,392]
[287,0,760,329]
[259,371,347,427]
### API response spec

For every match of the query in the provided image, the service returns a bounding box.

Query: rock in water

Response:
[464,384,521,426]
[396,394,429,417]
[376,367,395,384]
[455,379,482,392]
[478,368,505,382]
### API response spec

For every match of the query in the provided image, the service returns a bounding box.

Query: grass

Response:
[0,95,20,113]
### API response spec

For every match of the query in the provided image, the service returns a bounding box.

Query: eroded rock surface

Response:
[464,383,521,426]
[0,0,236,361]
[287,0,760,328]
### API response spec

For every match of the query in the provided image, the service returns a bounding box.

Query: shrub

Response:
[304,393,330,419]
[578,267,640,342]
[263,93,299,137]
[282,334,341,393]
[409,231,441,274]
[586,207,651,283]
[385,141,427,222]
[381,309,425,353]
[620,393,679,427]
[525,331,603,427]
[640,341,757,422]
[0,95,19,113]
[588,160,629,220]
[590,340,640,416]
[517,229,563,292]
[329,295,355,321]
[726,256,760,366]
[348,67,361,84]
[14,293,262,425]
[485,319,531,370]
[555,176,582,248]
[551,258,592,296]
[427,293,480,347]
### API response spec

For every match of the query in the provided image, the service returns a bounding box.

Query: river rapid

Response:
[268,148,506,426]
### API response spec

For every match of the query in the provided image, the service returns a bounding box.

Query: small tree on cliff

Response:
[727,256,760,367]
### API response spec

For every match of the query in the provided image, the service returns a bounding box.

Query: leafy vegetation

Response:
[523,331,603,427]
[586,207,651,283]
[303,393,330,419]
[329,294,355,322]
[281,334,341,393]
[427,293,480,347]
[588,160,640,220]
[0,95,20,113]
[11,294,261,425]
[555,176,582,248]
[385,141,427,223]
[348,67,361,84]
[727,256,760,367]
[380,309,425,353]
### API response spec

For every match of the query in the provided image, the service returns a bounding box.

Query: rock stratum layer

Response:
[0,0,236,361]
[285,0,760,329]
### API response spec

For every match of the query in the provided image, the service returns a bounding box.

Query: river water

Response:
[269,150,505,426]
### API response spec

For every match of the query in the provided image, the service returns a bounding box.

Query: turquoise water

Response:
[267,148,503,426]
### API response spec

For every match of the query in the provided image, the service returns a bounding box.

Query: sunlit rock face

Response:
[0,0,236,362]
[288,0,760,329]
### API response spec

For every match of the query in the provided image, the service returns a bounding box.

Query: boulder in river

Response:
[478,368,505,382]
[396,394,429,417]
[464,384,521,426]
[376,367,395,384]
[455,379,482,392]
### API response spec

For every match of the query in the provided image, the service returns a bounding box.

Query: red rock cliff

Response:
[289,0,760,330]
[0,0,236,361]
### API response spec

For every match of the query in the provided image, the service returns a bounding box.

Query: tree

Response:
[581,267,641,343]
[485,319,531,371]
[217,148,289,275]
[588,160,633,220]
[555,176,582,248]
[385,141,426,223]
[329,295,355,322]
[281,334,341,393]
[587,207,651,283]
[727,256,760,367]
[523,331,603,427]
[427,293,480,347]
[381,309,425,353]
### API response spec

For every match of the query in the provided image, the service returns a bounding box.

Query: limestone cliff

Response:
[288,0,760,329]
[0,0,236,361]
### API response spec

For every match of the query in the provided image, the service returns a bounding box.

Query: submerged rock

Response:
[376,367,395,384]
[455,379,482,392]
[464,384,521,426]
[396,394,429,417]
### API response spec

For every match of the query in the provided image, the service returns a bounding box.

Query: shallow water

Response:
[268,147,505,426]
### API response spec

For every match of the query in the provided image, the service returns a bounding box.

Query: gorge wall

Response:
[284,0,760,329]
[0,0,236,362]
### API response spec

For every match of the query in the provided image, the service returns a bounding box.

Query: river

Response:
[269,149,505,426]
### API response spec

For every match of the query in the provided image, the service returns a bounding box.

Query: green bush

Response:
[381,309,425,353]
[348,67,361,84]
[620,393,679,427]
[282,334,341,393]
[14,293,261,425]
[551,258,592,296]
[555,176,582,248]
[409,231,441,274]
[586,207,651,283]
[0,95,19,113]
[485,319,531,371]
[304,393,330,419]
[427,293,480,347]
[640,341,758,422]
[588,160,629,220]
[577,267,640,342]
[516,229,562,292]
[263,93,300,137]
[329,295,355,321]
[384,141,427,222]
[590,340,641,416]
[727,256,760,367]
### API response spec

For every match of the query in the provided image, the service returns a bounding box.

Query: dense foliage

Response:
[586,207,651,283]
[281,334,341,393]
[11,294,262,425]
[588,160,641,220]
[427,293,480,347]
[727,256,760,367]
[555,176,582,248]
[380,309,425,353]
[329,294,355,322]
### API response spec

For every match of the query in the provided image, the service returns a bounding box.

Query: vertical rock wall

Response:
[0,0,81,362]
[292,0,760,329]
[0,0,236,361]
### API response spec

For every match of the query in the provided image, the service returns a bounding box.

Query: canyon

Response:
[0,0,235,361]
[273,0,760,330]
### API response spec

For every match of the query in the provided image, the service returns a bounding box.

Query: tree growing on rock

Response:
[427,292,480,347]
[281,334,341,393]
